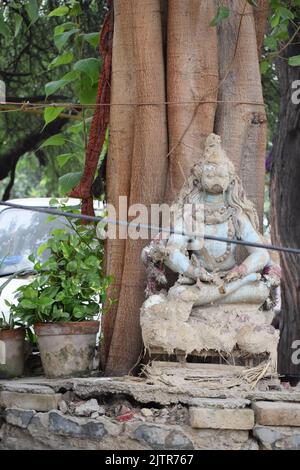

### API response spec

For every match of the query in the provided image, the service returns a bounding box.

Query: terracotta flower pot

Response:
[34,321,100,378]
[0,328,25,379]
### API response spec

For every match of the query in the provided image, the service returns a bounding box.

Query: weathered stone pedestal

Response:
[141,292,279,368]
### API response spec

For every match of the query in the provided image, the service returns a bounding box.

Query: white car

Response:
[0,198,103,321]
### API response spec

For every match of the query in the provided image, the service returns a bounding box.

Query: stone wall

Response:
[1,376,300,450]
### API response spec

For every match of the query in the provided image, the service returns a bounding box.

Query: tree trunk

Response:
[165,0,218,203]
[102,0,136,366]
[253,0,269,56]
[103,0,268,375]
[104,0,168,375]
[271,26,300,377]
[214,0,267,225]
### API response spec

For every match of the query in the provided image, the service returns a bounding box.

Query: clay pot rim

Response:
[34,320,100,336]
[0,327,25,340]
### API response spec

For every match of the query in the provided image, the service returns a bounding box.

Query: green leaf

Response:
[48,6,69,17]
[69,4,82,17]
[54,28,80,51]
[210,6,230,27]
[75,74,98,104]
[37,297,55,307]
[49,198,59,206]
[86,256,99,267]
[274,22,289,41]
[264,36,277,50]
[45,71,78,98]
[277,7,294,20]
[20,299,38,309]
[49,52,74,69]
[54,22,78,37]
[79,83,98,105]
[289,55,300,67]
[37,242,48,257]
[260,60,270,75]
[66,261,77,272]
[73,58,101,84]
[40,134,65,148]
[271,14,280,28]
[56,153,73,168]
[81,32,100,48]
[14,13,23,37]
[25,0,39,24]
[61,70,80,81]
[247,0,258,6]
[99,127,109,163]
[28,253,35,263]
[0,17,11,38]
[45,79,66,98]
[43,107,65,127]
[68,121,84,134]
[59,171,82,194]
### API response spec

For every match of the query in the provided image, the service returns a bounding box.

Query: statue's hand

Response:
[186,264,214,283]
[192,266,215,283]
[224,264,247,283]
[188,254,214,283]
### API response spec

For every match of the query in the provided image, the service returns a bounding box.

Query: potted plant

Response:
[0,310,25,379]
[11,221,112,379]
[0,273,26,379]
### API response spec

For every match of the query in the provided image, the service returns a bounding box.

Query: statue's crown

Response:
[203,133,227,165]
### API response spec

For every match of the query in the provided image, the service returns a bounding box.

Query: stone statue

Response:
[141,134,280,366]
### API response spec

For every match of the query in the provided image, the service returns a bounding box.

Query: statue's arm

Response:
[164,234,208,280]
[164,234,192,276]
[238,215,270,275]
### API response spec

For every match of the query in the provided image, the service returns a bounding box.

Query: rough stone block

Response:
[253,425,300,450]
[0,383,55,395]
[134,423,194,450]
[191,429,252,450]
[253,401,300,427]
[5,408,35,428]
[49,411,107,440]
[0,391,62,412]
[189,407,254,430]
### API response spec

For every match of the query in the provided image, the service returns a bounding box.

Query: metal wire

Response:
[0,200,299,256]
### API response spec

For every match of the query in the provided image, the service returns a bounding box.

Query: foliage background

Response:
[0,0,299,234]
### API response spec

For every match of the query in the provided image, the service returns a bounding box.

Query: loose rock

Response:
[75,399,100,417]
[141,408,153,417]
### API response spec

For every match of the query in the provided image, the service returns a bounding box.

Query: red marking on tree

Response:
[69,0,113,221]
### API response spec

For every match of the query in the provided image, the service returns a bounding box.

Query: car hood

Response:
[0,275,34,321]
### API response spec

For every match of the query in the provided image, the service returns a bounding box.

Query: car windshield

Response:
[0,208,72,276]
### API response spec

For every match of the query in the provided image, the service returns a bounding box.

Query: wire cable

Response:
[0,200,299,256]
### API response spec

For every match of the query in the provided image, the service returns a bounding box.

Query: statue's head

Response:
[174,133,259,233]
[192,134,235,194]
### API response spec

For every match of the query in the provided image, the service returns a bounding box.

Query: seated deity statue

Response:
[140,134,280,363]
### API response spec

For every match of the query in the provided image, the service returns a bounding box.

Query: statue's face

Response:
[201,162,230,194]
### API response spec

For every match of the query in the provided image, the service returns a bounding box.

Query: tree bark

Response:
[214,0,267,225]
[104,0,168,375]
[101,0,136,367]
[271,26,300,376]
[165,0,218,203]
[253,0,269,56]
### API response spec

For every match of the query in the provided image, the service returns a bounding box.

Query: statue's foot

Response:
[219,279,269,305]
[169,273,270,307]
